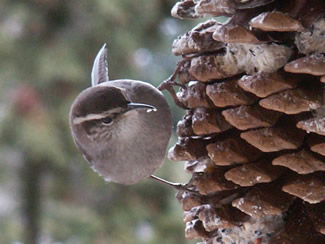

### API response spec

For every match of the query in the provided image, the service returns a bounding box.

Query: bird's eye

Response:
[101,117,113,125]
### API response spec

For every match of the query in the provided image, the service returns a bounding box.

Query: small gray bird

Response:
[69,44,172,185]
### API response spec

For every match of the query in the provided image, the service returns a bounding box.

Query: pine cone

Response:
[162,0,325,243]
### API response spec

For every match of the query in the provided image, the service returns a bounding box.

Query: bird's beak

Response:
[127,102,156,111]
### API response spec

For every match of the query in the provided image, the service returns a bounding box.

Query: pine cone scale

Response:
[166,0,325,242]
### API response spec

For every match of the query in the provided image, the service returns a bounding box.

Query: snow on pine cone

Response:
[159,0,325,243]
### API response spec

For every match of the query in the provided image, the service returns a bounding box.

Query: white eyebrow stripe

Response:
[73,107,124,124]
[73,113,107,124]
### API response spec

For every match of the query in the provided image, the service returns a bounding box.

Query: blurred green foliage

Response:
[0,0,199,243]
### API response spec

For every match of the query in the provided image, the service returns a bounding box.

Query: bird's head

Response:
[70,85,155,143]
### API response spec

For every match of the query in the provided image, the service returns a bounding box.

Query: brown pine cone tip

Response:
[222,105,281,130]
[284,54,325,76]
[307,134,325,156]
[177,81,215,108]
[272,150,325,174]
[192,107,232,135]
[321,76,325,83]
[212,24,264,44]
[164,0,325,243]
[224,161,285,187]
[232,183,295,218]
[249,11,305,32]
[206,137,262,166]
[297,117,325,136]
[191,169,239,195]
[237,71,298,98]
[177,112,194,137]
[240,126,306,152]
[206,79,258,107]
[259,87,324,115]
[282,173,325,204]
[172,19,224,56]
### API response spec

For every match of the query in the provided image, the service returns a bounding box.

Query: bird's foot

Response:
[149,175,198,193]
[158,62,189,110]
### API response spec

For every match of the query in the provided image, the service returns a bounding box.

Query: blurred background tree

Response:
[0,0,199,243]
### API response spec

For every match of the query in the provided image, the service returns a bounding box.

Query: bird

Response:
[69,44,173,185]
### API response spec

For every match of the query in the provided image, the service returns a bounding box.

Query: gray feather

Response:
[91,43,109,87]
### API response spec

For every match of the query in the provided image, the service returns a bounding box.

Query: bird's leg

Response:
[158,59,187,90]
[160,83,188,109]
[158,60,188,109]
[149,175,197,193]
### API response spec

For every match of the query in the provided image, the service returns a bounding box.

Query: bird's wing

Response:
[91,43,109,87]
